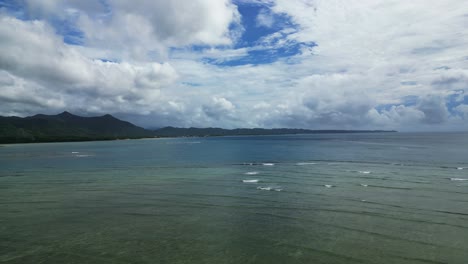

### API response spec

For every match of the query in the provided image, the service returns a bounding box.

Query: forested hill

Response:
[0,111,154,143]
[153,126,396,137]
[0,112,396,144]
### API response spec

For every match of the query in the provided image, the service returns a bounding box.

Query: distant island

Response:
[0,112,396,144]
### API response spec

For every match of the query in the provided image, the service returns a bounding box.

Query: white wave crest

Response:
[358,171,371,174]
[242,179,259,183]
[450,178,468,181]
[296,162,317,166]
[245,171,259,175]
[257,186,282,191]
[263,163,275,166]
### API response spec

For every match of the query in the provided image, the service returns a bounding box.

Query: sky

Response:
[0,0,467,131]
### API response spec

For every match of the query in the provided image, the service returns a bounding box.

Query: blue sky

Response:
[0,0,467,131]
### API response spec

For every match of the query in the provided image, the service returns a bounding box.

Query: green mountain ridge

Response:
[0,111,154,143]
[154,126,396,137]
[0,112,396,144]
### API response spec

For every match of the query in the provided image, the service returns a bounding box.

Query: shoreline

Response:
[0,131,400,145]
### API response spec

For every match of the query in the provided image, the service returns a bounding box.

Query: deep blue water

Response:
[1,132,468,263]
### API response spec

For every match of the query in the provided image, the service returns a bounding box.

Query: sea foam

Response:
[245,171,259,175]
[263,163,275,166]
[242,179,259,183]
[257,186,282,191]
[450,178,468,181]
[296,162,317,166]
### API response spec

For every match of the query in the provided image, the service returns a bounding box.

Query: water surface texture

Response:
[1,133,468,263]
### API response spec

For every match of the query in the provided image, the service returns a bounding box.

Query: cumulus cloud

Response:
[0,15,177,116]
[416,95,450,124]
[20,0,242,60]
[0,0,467,131]
[257,0,468,130]
[202,97,237,121]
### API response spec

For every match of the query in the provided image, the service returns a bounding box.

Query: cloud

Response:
[431,69,468,91]
[0,15,177,116]
[23,0,108,18]
[1,1,467,131]
[256,8,274,28]
[417,95,450,124]
[202,97,237,121]
[455,104,468,117]
[20,0,242,61]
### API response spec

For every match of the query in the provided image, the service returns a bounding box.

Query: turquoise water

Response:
[1,133,468,263]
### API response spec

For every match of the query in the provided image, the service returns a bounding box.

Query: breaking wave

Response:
[242,179,259,183]
[257,186,282,191]
[296,162,317,166]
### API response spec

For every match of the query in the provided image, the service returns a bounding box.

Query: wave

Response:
[242,179,259,183]
[360,184,369,187]
[345,170,371,174]
[257,186,282,191]
[237,162,277,166]
[71,151,79,154]
[296,162,317,166]
[244,171,259,175]
[450,178,468,181]
[324,185,333,188]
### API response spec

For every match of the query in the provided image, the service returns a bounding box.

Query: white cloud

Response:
[0,15,177,116]
[202,97,237,121]
[22,0,242,61]
[1,1,467,131]
[23,0,108,18]
[256,8,274,28]
[270,0,468,87]
[455,104,468,117]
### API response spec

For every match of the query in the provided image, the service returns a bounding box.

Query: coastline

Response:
[0,131,398,145]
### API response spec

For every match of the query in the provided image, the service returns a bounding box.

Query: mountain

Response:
[153,126,396,137]
[0,111,155,143]
[0,112,396,144]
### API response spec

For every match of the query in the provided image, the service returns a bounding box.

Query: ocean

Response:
[1,132,468,263]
